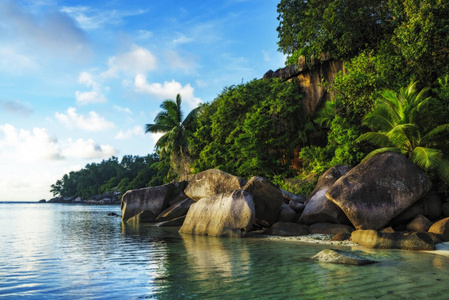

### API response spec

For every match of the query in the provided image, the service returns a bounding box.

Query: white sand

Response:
[262,234,357,247]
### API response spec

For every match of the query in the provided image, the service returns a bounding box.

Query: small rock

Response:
[266,222,309,236]
[288,200,305,213]
[331,233,351,241]
[312,249,377,266]
[309,223,354,235]
[428,217,449,241]
[406,215,433,232]
[277,203,296,222]
[280,189,306,204]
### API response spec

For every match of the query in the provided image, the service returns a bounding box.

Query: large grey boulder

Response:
[351,229,435,250]
[312,249,377,266]
[299,165,351,225]
[179,190,255,237]
[184,169,247,201]
[392,190,442,224]
[121,183,178,221]
[243,176,284,227]
[327,152,432,230]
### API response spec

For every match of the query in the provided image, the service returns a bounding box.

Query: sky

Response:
[0,0,285,202]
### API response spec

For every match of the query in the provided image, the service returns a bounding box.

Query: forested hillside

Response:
[51,0,449,199]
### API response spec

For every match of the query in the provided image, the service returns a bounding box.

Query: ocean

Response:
[1,202,449,299]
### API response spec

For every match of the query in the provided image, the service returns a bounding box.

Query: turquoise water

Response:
[1,203,449,299]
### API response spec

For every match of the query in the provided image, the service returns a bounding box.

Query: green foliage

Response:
[332,47,409,124]
[145,94,200,179]
[191,78,307,179]
[358,82,449,182]
[50,154,167,198]
[299,115,365,176]
[277,0,398,63]
[392,0,449,86]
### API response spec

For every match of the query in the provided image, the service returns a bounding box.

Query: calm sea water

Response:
[1,203,449,299]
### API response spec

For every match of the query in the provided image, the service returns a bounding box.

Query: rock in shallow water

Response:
[312,249,377,265]
[179,190,255,237]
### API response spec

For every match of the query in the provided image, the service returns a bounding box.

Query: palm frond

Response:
[437,158,449,183]
[182,106,201,130]
[361,148,401,162]
[357,132,394,148]
[421,124,449,145]
[363,105,397,131]
[386,123,416,151]
[145,123,173,133]
[411,147,442,171]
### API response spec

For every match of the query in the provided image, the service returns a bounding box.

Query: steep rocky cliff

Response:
[263,55,345,117]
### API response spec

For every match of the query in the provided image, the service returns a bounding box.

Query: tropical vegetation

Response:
[145,94,200,181]
[357,82,449,182]
[51,0,449,199]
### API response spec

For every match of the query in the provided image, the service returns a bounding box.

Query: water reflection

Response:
[3,203,449,299]
[181,234,250,280]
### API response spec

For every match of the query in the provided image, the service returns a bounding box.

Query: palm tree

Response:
[357,81,449,182]
[145,94,200,179]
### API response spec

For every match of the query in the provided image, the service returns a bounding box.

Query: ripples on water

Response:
[0,203,449,299]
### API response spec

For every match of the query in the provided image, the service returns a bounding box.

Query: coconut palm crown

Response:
[145,94,200,163]
[357,81,449,182]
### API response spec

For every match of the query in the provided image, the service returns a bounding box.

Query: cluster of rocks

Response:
[45,191,121,205]
[121,152,449,251]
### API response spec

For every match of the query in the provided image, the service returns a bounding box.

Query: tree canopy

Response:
[145,94,200,180]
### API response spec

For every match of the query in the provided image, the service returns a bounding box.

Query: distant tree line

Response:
[50,154,168,199]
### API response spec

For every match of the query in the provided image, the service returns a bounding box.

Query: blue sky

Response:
[0,0,285,201]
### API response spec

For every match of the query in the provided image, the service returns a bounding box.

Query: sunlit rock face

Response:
[326,152,432,230]
[179,190,255,238]
[429,217,449,241]
[184,169,247,201]
[351,230,436,250]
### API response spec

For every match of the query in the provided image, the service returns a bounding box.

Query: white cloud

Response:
[62,138,117,159]
[102,45,157,77]
[0,124,62,162]
[75,90,107,105]
[115,126,145,140]
[165,50,197,72]
[75,71,107,105]
[173,33,194,45]
[113,105,132,114]
[61,6,147,30]
[0,46,37,74]
[134,74,202,109]
[136,30,153,40]
[55,107,115,131]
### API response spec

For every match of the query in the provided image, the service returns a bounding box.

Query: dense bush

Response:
[190,78,308,179]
